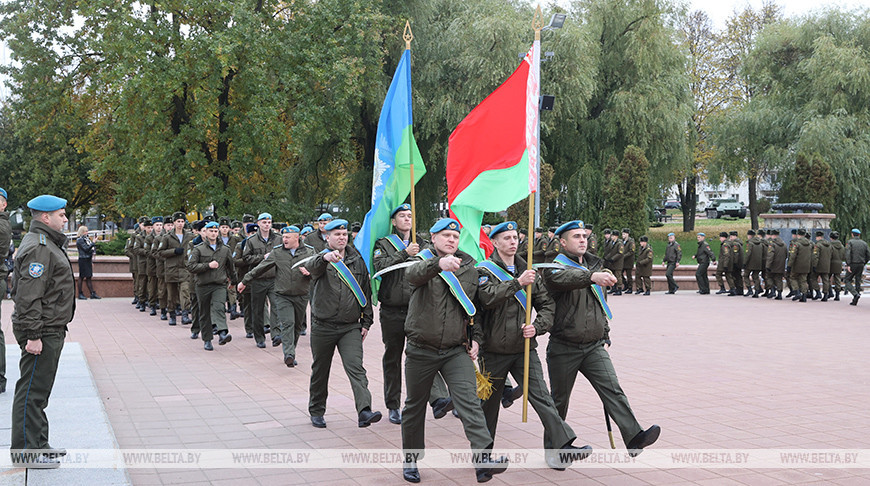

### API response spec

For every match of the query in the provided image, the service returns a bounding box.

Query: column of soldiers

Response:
[699,227,869,306]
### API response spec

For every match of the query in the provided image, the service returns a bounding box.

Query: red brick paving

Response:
[3,290,870,484]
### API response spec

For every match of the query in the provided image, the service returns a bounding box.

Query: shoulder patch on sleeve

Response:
[478,275,489,285]
[39,234,46,245]
[373,249,382,256]
[28,262,44,278]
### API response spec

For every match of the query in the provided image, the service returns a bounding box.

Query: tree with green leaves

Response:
[778,153,837,211]
[601,145,649,238]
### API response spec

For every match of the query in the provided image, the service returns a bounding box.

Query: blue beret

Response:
[317,213,333,221]
[0,188,6,199]
[133,223,139,230]
[152,216,163,223]
[390,203,412,218]
[300,226,314,235]
[245,223,258,233]
[489,221,518,239]
[204,221,219,229]
[697,232,705,237]
[554,220,585,237]
[325,219,348,231]
[257,212,272,221]
[281,225,300,234]
[852,228,861,235]
[27,194,67,212]
[430,218,461,234]
[667,232,675,237]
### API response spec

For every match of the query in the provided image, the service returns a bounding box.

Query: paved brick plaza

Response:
[3,291,870,485]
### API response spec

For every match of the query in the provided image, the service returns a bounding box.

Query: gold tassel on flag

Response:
[475,359,494,400]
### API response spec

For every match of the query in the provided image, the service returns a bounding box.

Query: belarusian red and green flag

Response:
[447,41,540,261]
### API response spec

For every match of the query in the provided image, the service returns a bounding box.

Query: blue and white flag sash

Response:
[384,234,408,252]
[323,250,367,307]
[419,249,476,316]
[553,254,613,320]
[476,260,527,311]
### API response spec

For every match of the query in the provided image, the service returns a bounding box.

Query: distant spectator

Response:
[76,226,100,299]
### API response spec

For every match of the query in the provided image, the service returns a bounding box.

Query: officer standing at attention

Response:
[239,225,314,368]
[187,221,235,351]
[474,221,591,471]
[242,213,281,348]
[0,187,10,393]
[742,230,764,297]
[811,231,833,301]
[400,218,509,484]
[844,228,870,305]
[663,233,681,294]
[620,229,635,294]
[307,219,381,429]
[692,232,714,295]
[728,231,744,296]
[134,218,152,311]
[788,229,812,303]
[541,221,660,457]
[10,195,75,468]
[373,204,452,425]
[829,231,845,301]
[713,232,729,294]
[634,235,653,295]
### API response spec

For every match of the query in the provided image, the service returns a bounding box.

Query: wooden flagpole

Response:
[404,21,417,245]
[522,6,544,423]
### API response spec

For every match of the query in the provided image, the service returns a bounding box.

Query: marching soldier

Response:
[586,224,597,256]
[531,227,548,264]
[715,232,731,294]
[219,217,242,319]
[788,229,812,302]
[157,212,194,326]
[728,231,744,296]
[620,229,635,293]
[541,221,660,459]
[474,221,591,470]
[400,218,509,484]
[187,222,235,351]
[608,231,624,295]
[233,223,257,338]
[307,219,381,429]
[692,232,714,295]
[758,229,769,296]
[765,229,787,300]
[187,221,207,339]
[125,223,139,307]
[134,219,153,312]
[785,230,797,297]
[844,228,870,306]
[304,213,333,253]
[152,216,169,320]
[239,225,314,368]
[372,204,451,425]
[829,231,845,301]
[811,231,832,301]
[634,236,653,295]
[241,213,281,348]
[544,226,560,263]
[144,217,161,315]
[742,230,764,297]
[663,233,681,294]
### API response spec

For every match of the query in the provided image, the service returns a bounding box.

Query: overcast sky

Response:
[688,0,870,28]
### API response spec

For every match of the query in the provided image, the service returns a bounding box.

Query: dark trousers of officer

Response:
[147,274,158,306]
[190,284,200,333]
[402,344,493,460]
[249,279,278,344]
[636,275,651,292]
[812,273,831,296]
[196,284,228,342]
[665,262,677,292]
[157,276,167,309]
[831,272,843,293]
[136,273,148,302]
[227,285,237,307]
[768,273,783,292]
[789,273,809,295]
[240,291,252,334]
[381,305,450,411]
[273,293,307,360]
[0,277,6,391]
[621,266,633,291]
[11,329,65,451]
[166,281,181,313]
[480,351,575,450]
[695,262,710,293]
[743,269,761,292]
[715,267,728,290]
[547,339,642,446]
[844,264,864,297]
[730,268,744,293]
[308,320,372,417]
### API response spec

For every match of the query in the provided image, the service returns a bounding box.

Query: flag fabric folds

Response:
[447,41,540,261]
[354,49,426,300]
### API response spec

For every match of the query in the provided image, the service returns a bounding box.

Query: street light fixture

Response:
[543,13,566,31]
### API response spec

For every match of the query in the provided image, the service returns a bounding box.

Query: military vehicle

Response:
[705,198,747,219]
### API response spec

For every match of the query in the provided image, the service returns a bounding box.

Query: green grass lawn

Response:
[623,217,753,265]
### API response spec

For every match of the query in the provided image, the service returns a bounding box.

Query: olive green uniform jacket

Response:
[308,245,373,328]
[372,232,426,307]
[830,240,845,274]
[766,237,787,273]
[473,252,554,355]
[242,231,281,280]
[789,237,812,274]
[158,231,195,283]
[541,252,609,345]
[186,240,236,286]
[743,236,764,271]
[405,249,477,351]
[11,221,76,340]
[635,245,653,277]
[242,243,314,296]
[812,239,832,274]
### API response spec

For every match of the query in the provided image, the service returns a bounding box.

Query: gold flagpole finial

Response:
[533,5,544,40]
[403,21,414,50]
